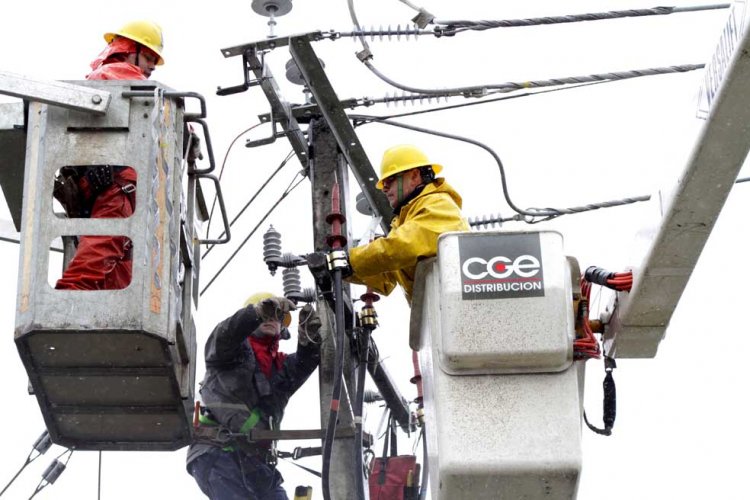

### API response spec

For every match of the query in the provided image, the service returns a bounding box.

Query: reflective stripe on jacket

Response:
[348,178,469,303]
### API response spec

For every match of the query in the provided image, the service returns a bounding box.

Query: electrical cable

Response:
[200,172,306,296]
[203,150,294,258]
[321,267,347,500]
[584,266,633,292]
[468,173,750,226]
[347,0,705,97]
[351,115,749,222]
[0,431,52,498]
[348,114,561,218]
[355,81,609,123]
[362,59,704,97]
[321,181,349,500]
[348,0,372,56]
[583,356,617,436]
[204,123,264,239]
[433,4,731,33]
[335,4,729,39]
[419,427,428,500]
[575,277,601,360]
[97,451,102,500]
[353,327,370,500]
[28,449,73,500]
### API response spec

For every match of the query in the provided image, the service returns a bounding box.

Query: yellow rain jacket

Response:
[349,178,470,303]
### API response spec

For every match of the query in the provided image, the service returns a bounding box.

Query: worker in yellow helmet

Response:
[187,293,322,499]
[90,20,164,79]
[346,144,470,303]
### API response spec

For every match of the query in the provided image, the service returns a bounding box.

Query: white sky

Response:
[1,0,749,499]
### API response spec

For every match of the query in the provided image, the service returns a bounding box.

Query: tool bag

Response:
[368,415,420,500]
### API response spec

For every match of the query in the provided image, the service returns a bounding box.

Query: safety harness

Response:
[53,165,135,218]
[192,404,275,460]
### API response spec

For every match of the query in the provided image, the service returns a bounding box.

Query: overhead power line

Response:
[346,0,709,97]
[363,60,705,97]
[203,150,295,258]
[200,172,307,296]
[350,114,566,219]
[468,176,750,227]
[434,4,731,34]
[352,115,750,223]
[336,4,730,40]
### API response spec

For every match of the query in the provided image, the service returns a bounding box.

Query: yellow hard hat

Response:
[244,292,292,327]
[104,20,165,65]
[376,144,443,189]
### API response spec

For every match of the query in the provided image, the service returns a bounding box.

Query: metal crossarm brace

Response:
[0,70,111,114]
[237,49,310,167]
[220,31,326,57]
[289,36,393,233]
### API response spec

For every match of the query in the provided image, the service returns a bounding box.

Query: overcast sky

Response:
[1,0,749,499]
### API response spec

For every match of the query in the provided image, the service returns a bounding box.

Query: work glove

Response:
[297,303,322,347]
[254,296,296,324]
[186,131,204,164]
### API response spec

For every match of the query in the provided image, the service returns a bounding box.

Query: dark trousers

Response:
[188,447,288,500]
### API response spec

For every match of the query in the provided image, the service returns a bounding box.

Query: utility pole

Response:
[309,118,358,498]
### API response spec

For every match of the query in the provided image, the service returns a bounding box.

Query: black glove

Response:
[297,304,322,346]
[187,132,203,164]
[254,297,296,323]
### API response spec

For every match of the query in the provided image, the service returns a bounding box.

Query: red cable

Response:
[574,277,601,360]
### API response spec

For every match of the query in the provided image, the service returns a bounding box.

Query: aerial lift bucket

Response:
[411,230,584,499]
[12,81,202,451]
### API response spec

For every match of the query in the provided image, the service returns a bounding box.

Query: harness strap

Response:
[195,405,266,454]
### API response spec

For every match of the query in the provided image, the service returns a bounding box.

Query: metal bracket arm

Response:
[0,70,111,114]
[220,31,326,57]
[240,49,310,167]
[288,37,392,233]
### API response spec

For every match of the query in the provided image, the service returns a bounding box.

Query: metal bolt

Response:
[91,95,102,105]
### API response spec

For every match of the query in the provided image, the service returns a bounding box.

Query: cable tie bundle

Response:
[584,266,633,292]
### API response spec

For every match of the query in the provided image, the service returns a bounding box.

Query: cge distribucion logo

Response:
[458,233,546,300]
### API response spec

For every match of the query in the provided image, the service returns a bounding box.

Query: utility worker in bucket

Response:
[186,293,323,500]
[344,144,470,304]
[54,20,168,290]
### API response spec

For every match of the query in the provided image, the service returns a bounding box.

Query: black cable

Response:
[584,357,617,436]
[435,4,730,33]
[354,81,608,123]
[322,268,347,500]
[29,449,73,500]
[279,457,322,478]
[200,173,306,296]
[468,173,750,226]
[353,328,372,500]
[203,150,294,258]
[1,457,33,498]
[0,431,52,498]
[349,114,556,218]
